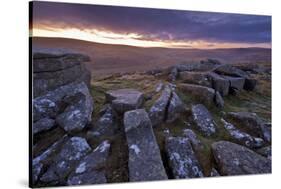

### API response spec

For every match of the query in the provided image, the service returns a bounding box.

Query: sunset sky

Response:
[31,1,272,49]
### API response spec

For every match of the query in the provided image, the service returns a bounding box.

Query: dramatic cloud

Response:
[31,1,271,48]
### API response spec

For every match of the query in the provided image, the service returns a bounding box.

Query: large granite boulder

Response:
[221,118,264,149]
[40,137,92,184]
[105,89,144,114]
[149,85,172,126]
[87,104,118,138]
[178,84,216,107]
[67,140,111,185]
[212,141,271,175]
[191,104,217,136]
[178,71,212,87]
[33,48,91,97]
[33,82,94,133]
[214,64,249,78]
[223,76,245,91]
[225,112,270,141]
[207,72,229,96]
[124,109,168,181]
[165,137,204,178]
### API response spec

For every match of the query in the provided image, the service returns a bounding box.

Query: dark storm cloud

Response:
[32,1,271,44]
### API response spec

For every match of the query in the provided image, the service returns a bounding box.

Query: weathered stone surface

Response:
[191,104,217,136]
[212,141,271,175]
[182,129,204,152]
[256,146,271,159]
[33,118,56,135]
[178,71,211,87]
[165,137,204,179]
[166,91,186,123]
[214,64,248,78]
[67,140,111,185]
[124,109,168,181]
[179,84,216,107]
[33,82,93,123]
[33,48,91,97]
[208,72,229,96]
[225,112,266,139]
[221,118,264,149]
[223,76,245,91]
[105,89,144,114]
[149,85,172,126]
[40,137,91,183]
[244,78,257,91]
[32,135,68,183]
[56,92,91,133]
[215,91,224,108]
[87,104,118,138]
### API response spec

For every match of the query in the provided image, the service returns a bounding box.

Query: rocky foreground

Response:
[32,48,271,187]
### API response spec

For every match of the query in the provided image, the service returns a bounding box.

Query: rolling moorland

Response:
[32,37,271,187]
[32,37,271,77]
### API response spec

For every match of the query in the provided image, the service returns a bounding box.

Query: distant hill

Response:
[32,37,271,76]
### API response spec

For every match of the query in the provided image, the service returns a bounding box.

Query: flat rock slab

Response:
[191,104,217,136]
[212,141,271,175]
[178,71,211,87]
[207,72,229,96]
[223,76,245,91]
[105,89,144,114]
[165,137,204,179]
[214,64,248,78]
[124,109,168,181]
[40,137,92,184]
[67,140,111,186]
[221,118,264,149]
[225,112,268,140]
[179,84,216,107]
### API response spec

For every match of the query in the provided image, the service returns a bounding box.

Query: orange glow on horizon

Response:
[31,27,271,49]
